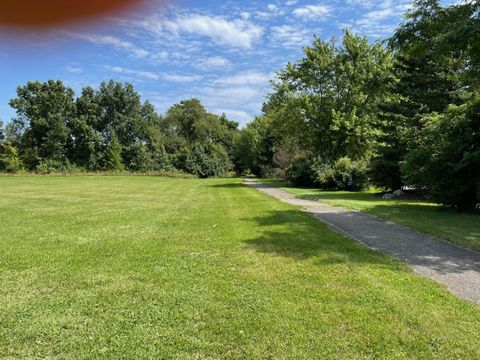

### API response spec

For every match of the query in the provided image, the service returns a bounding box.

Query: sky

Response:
[0,0,456,126]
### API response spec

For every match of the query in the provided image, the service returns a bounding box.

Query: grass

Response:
[258,179,480,253]
[0,176,479,359]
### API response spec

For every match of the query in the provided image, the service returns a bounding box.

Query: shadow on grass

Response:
[208,183,247,188]
[259,180,480,251]
[241,210,402,270]
[242,209,480,275]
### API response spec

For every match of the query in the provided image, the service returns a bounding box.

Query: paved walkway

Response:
[245,179,480,303]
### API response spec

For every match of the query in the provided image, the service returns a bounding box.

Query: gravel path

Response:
[245,179,480,303]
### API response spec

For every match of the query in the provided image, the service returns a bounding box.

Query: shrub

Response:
[316,157,369,191]
[0,144,22,173]
[182,142,232,178]
[402,97,480,211]
[285,153,317,186]
[36,159,74,174]
[104,133,124,171]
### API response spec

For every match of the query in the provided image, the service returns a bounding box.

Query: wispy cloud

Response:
[343,0,411,38]
[69,33,150,58]
[194,56,232,70]
[271,25,314,48]
[292,4,331,20]
[136,13,263,49]
[162,73,202,83]
[64,66,82,73]
[107,66,160,80]
[213,70,272,86]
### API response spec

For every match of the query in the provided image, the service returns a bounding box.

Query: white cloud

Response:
[194,56,232,70]
[195,70,274,125]
[267,4,278,12]
[346,0,376,7]
[293,4,331,20]
[211,109,252,124]
[213,70,272,86]
[344,0,410,38]
[65,66,82,73]
[141,13,263,49]
[271,25,314,48]
[162,73,202,83]
[107,66,160,80]
[71,33,150,58]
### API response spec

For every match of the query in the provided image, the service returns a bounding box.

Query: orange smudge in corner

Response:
[0,0,157,28]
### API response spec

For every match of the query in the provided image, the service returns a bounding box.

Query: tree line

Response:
[234,0,479,211]
[0,81,238,177]
[0,0,478,210]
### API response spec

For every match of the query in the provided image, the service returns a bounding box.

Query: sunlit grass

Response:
[0,176,479,359]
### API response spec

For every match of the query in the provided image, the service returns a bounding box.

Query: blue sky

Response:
[0,0,456,126]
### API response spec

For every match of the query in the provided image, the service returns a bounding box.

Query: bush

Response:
[36,159,74,175]
[0,144,22,173]
[402,97,480,211]
[316,157,369,191]
[285,153,317,186]
[105,135,124,171]
[181,143,232,178]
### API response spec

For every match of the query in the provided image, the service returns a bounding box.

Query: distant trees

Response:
[164,99,234,177]
[233,115,279,176]
[3,81,238,177]
[0,119,22,173]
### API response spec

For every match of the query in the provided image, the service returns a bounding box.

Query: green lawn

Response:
[258,180,480,253]
[1,176,479,359]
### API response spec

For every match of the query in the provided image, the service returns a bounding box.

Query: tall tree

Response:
[266,31,392,162]
[69,86,103,170]
[9,80,75,169]
[105,132,124,171]
[371,0,465,190]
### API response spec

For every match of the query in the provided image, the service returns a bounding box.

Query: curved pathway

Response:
[245,179,480,303]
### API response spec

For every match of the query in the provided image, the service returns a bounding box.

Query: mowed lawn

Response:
[1,177,479,359]
[258,180,480,253]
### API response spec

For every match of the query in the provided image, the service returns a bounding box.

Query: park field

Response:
[1,176,480,359]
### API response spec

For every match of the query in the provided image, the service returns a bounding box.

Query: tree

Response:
[266,31,392,162]
[402,96,480,211]
[0,119,5,145]
[164,99,237,146]
[233,116,278,175]
[0,119,23,173]
[105,132,124,171]
[69,86,103,170]
[164,99,237,176]
[181,142,231,178]
[9,80,75,170]
[164,99,207,143]
[370,0,466,190]
[0,143,22,173]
